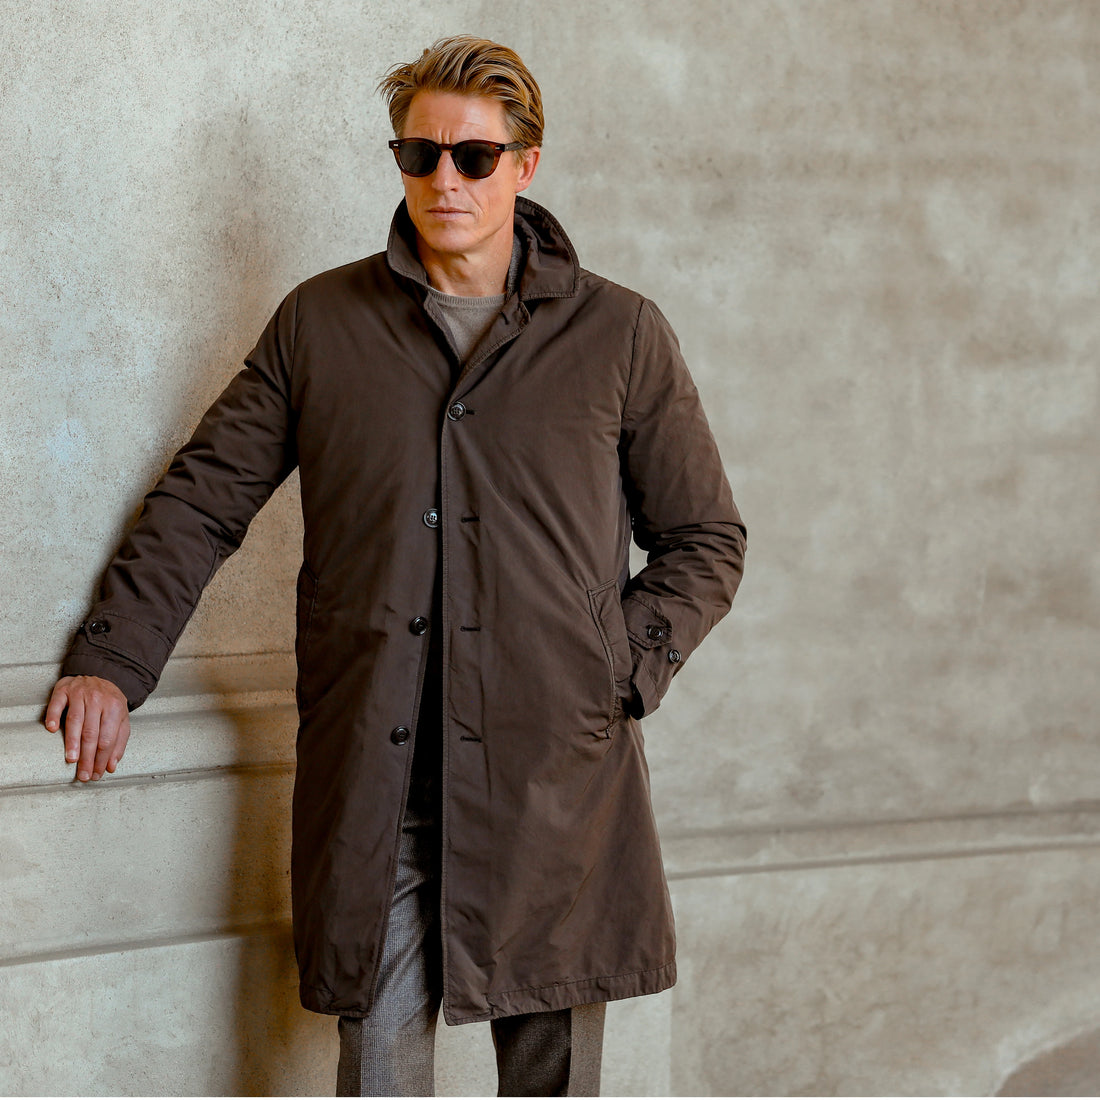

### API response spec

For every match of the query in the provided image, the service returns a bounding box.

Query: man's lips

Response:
[427,207,469,217]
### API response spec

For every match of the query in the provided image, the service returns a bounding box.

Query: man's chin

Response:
[416,227,478,258]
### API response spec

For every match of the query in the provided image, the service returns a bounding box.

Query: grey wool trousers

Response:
[335,733,606,1097]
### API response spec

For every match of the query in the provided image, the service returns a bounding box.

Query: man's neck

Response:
[417,229,514,297]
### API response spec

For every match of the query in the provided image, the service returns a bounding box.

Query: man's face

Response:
[399,92,539,271]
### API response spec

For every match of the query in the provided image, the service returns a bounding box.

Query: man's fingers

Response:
[92,714,125,780]
[106,719,131,774]
[92,733,113,779]
[45,678,72,738]
[63,696,86,766]
[77,707,101,782]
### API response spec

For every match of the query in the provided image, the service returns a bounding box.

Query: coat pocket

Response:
[587,578,635,735]
[295,562,320,712]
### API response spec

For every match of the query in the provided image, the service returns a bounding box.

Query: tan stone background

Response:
[2,1,1098,1094]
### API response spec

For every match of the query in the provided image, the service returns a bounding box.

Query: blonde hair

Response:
[378,35,544,148]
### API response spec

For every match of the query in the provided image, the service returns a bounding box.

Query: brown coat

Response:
[63,198,746,1024]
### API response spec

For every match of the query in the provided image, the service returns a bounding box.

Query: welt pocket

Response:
[586,579,634,728]
[296,564,320,635]
[295,563,321,707]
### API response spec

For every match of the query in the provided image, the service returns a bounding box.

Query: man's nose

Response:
[430,150,462,187]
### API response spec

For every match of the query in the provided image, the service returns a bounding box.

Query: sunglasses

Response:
[388,138,525,180]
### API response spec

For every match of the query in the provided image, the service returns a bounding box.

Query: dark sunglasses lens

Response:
[398,140,440,176]
[453,142,499,179]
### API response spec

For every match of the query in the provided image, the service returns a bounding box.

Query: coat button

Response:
[390,726,410,745]
[409,616,428,635]
[668,649,682,664]
[447,402,466,421]
[646,624,666,642]
[422,508,440,528]
[88,620,110,635]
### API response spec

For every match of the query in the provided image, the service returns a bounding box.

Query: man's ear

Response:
[515,146,540,194]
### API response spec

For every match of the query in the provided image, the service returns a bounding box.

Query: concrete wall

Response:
[3,1,1098,1094]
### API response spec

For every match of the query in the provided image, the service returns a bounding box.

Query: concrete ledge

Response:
[0,652,296,790]
[661,805,1100,880]
[0,650,296,721]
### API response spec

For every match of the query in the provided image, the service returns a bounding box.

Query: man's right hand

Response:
[44,676,131,783]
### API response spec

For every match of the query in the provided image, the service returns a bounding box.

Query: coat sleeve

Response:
[60,290,300,709]
[618,297,747,718]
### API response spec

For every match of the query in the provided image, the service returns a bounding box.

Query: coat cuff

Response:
[58,653,151,712]
[61,612,168,710]
[622,594,681,719]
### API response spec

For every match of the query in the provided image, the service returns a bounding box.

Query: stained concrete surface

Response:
[3,1,1099,1095]
[670,851,1100,1095]
[998,1025,1100,1096]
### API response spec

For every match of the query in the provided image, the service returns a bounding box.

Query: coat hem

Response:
[298,981,370,1019]
[450,959,677,1026]
[297,959,677,1024]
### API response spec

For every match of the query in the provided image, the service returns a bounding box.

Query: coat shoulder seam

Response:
[624,295,647,419]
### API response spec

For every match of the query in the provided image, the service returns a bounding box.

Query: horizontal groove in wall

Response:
[0,919,292,972]
[0,691,295,728]
[661,805,1100,881]
[666,836,1100,882]
[663,800,1100,839]
[0,759,295,798]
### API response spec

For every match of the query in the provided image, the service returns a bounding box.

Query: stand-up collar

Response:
[386,196,580,301]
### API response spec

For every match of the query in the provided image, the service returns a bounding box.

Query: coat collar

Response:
[385,196,580,302]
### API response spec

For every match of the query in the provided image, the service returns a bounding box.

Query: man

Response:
[45,36,746,1097]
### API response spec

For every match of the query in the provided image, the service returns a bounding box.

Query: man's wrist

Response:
[57,656,145,711]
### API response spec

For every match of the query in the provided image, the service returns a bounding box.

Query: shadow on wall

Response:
[998,1026,1100,1096]
[229,927,337,1095]
[207,696,337,1094]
